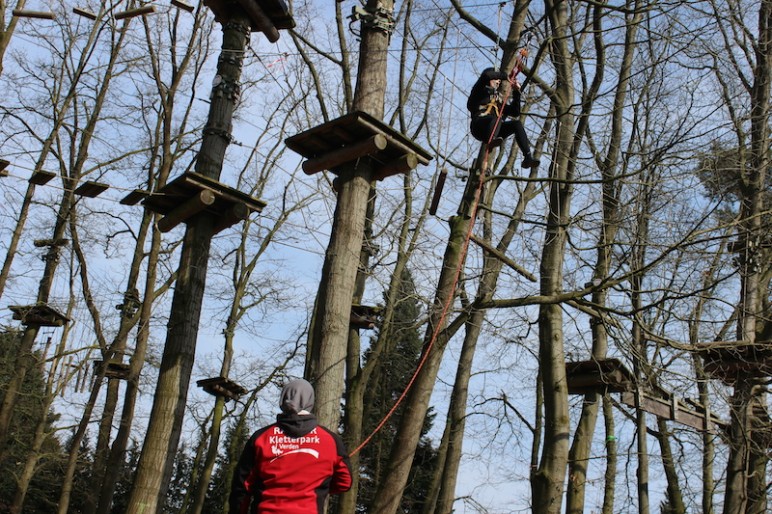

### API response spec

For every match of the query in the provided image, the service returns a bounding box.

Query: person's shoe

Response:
[488,137,504,148]
[522,154,540,168]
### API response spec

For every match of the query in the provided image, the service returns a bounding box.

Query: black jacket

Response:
[467,67,521,119]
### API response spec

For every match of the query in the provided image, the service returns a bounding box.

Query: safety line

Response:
[349,68,517,458]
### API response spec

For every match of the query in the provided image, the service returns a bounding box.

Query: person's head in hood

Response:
[279,378,315,415]
[481,67,507,83]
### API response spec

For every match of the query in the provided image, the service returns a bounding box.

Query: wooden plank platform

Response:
[350,304,382,330]
[203,0,294,33]
[142,173,266,233]
[9,303,70,327]
[171,0,195,13]
[74,180,109,197]
[620,389,726,433]
[285,111,432,180]
[566,358,634,394]
[197,376,248,401]
[697,341,772,385]
[114,5,155,20]
[120,189,150,205]
[29,170,56,185]
[93,360,131,380]
[73,7,97,19]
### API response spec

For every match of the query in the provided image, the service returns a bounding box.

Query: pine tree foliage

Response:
[356,268,438,514]
[0,330,64,512]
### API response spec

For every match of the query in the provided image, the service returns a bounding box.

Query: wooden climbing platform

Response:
[203,0,294,35]
[9,303,70,327]
[29,170,56,185]
[74,180,109,198]
[697,341,772,385]
[93,360,131,380]
[285,111,432,181]
[566,358,634,395]
[350,304,382,330]
[197,376,248,401]
[120,189,150,206]
[620,389,726,433]
[142,172,266,234]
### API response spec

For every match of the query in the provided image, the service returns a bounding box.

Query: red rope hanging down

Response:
[350,32,533,457]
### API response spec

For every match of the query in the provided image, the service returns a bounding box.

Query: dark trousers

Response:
[470,116,532,156]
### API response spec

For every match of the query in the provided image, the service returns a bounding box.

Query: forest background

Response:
[0,0,770,513]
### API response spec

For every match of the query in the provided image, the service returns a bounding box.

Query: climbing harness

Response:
[481,98,501,117]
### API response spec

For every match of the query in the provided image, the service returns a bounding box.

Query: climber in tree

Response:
[467,67,540,168]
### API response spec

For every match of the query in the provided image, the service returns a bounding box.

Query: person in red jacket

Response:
[229,379,352,514]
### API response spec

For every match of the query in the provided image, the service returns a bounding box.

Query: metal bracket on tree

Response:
[349,5,395,35]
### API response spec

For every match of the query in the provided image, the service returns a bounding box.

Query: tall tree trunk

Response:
[305,0,392,429]
[531,1,575,511]
[567,1,642,510]
[601,398,617,514]
[369,210,472,514]
[10,301,74,513]
[0,1,112,444]
[0,192,73,450]
[0,2,106,300]
[0,0,27,76]
[723,1,771,511]
[655,419,686,513]
[434,162,539,514]
[126,16,253,511]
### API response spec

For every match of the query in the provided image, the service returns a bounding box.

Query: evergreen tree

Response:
[110,442,141,514]
[0,330,65,512]
[203,418,250,512]
[357,269,439,513]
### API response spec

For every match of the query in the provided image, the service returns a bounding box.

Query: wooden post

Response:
[372,153,418,180]
[235,0,279,42]
[171,0,195,13]
[73,7,97,20]
[302,134,387,175]
[428,167,447,215]
[157,190,216,233]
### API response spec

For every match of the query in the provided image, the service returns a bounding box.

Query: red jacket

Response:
[230,413,352,514]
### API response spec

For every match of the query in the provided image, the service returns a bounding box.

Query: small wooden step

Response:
[93,360,131,380]
[29,170,56,185]
[120,189,150,206]
[74,180,109,197]
[197,376,248,401]
[566,358,634,395]
[350,304,382,330]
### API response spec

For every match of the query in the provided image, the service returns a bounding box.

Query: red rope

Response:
[349,81,515,458]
